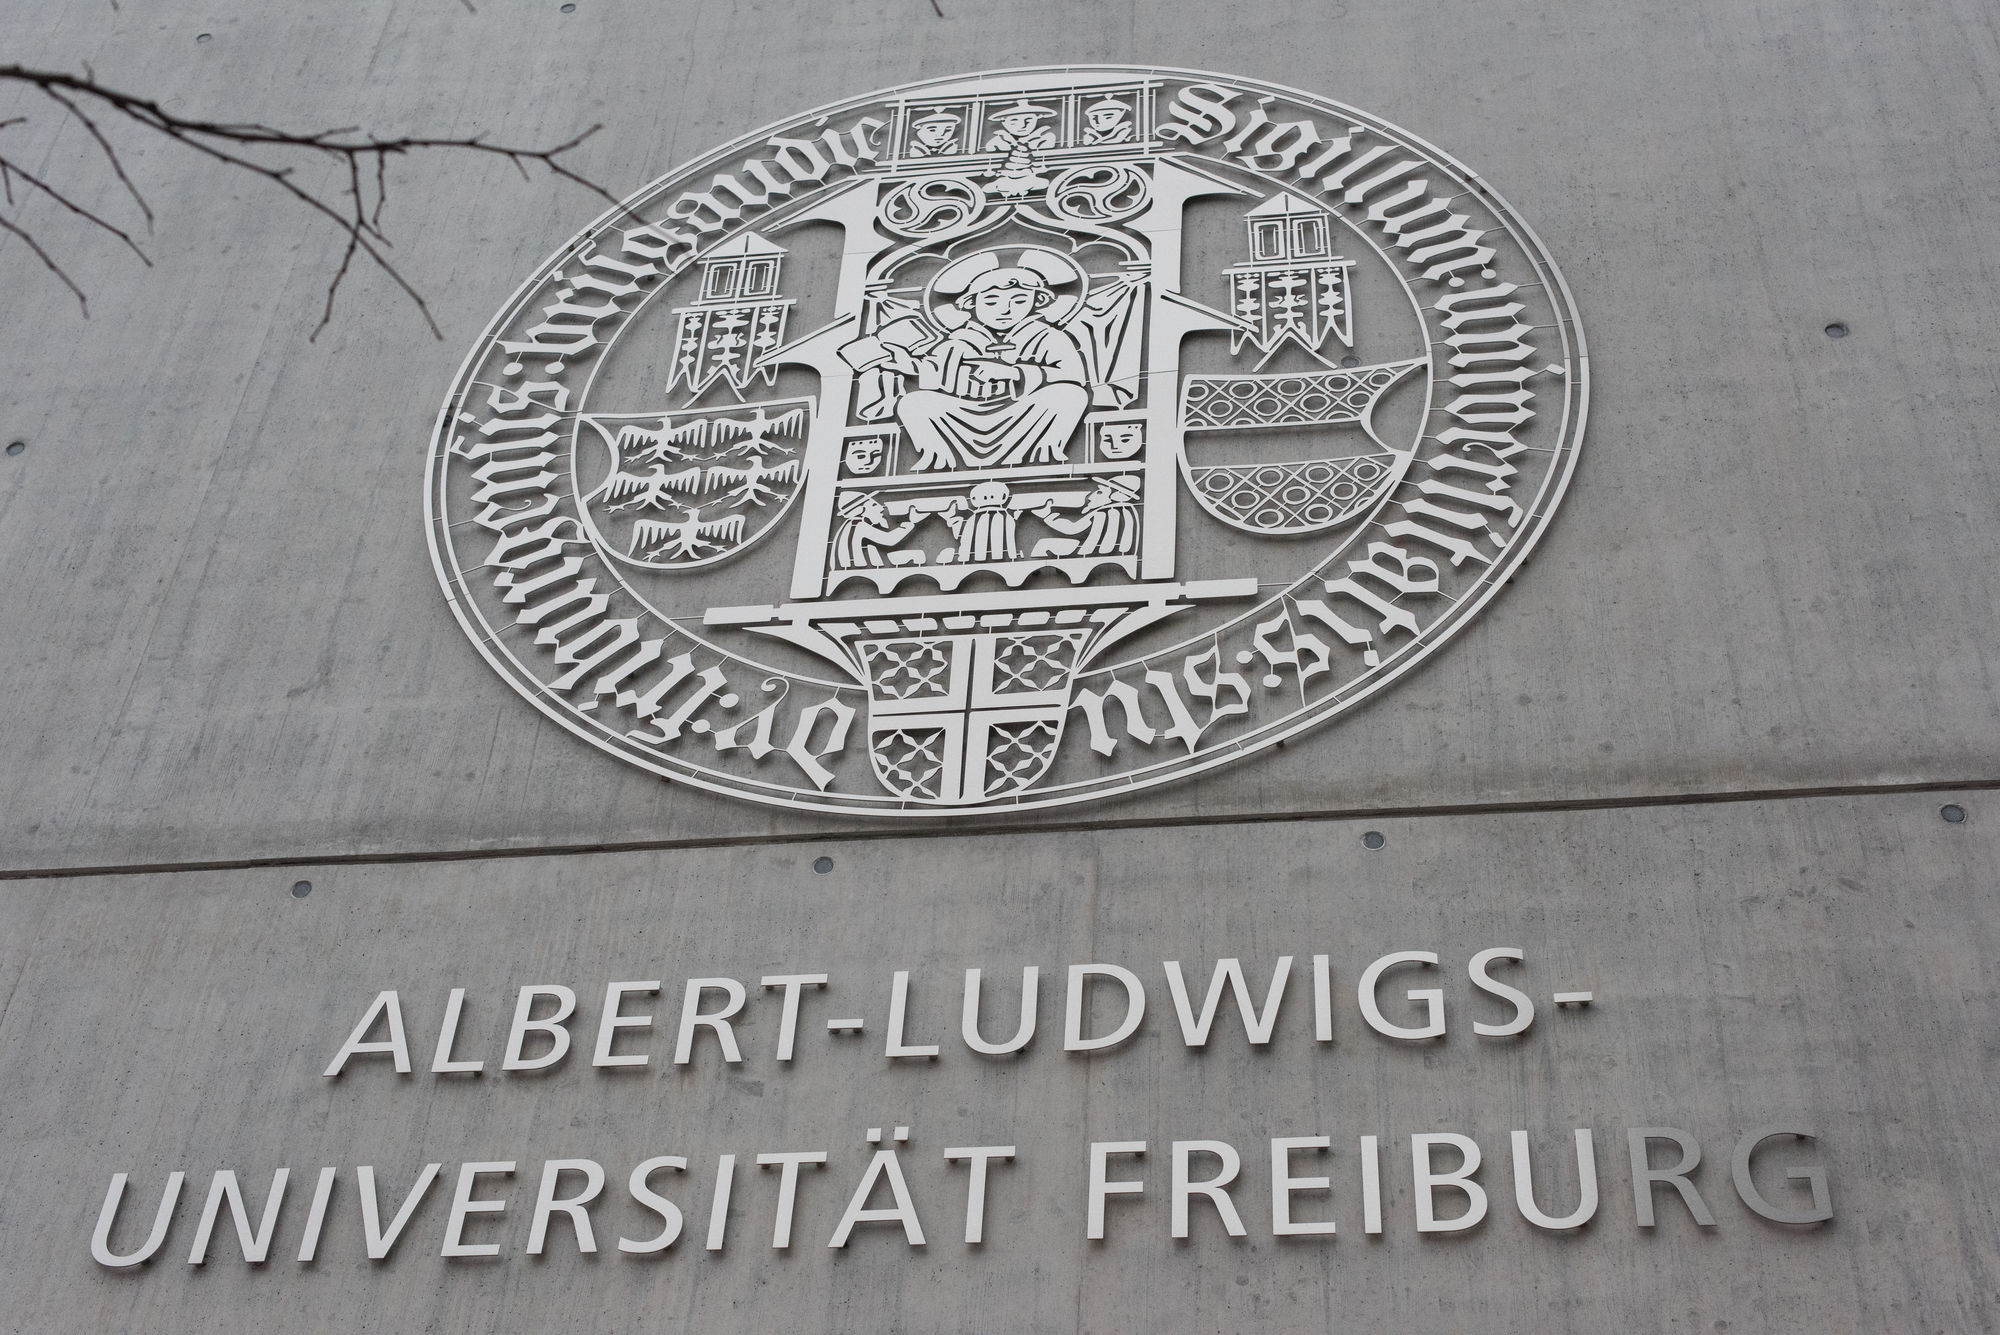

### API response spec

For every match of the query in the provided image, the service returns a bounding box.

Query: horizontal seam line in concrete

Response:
[1,775,1995,882]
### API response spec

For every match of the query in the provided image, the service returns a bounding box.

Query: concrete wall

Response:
[6,796,1997,1331]
[1,0,1996,1330]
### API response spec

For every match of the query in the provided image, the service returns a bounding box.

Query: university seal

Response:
[425,67,1588,814]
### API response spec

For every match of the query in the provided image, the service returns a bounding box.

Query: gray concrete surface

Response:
[1,0,1997,1330]
[1,793,1993,1332]
[0,0,1997,866]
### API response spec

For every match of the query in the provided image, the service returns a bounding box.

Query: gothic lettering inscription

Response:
[426,67,1587,813]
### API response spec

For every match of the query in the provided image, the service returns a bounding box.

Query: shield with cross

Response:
[855,627,1090,803]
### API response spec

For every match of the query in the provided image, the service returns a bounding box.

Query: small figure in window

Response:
[907,110,962,158]
[1081,96,1135,145]
[984,100,1058,198]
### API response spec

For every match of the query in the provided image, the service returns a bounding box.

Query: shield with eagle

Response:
[577,398,815,570]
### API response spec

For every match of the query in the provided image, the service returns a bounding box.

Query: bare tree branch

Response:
[0,63,630,340]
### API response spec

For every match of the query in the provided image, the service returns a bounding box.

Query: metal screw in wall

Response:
[1362,830,1385,850]
[813,856,834,874]
[196,32,212,43]
[1941,804,1966,824]
[5,441,22,457]
[290,880,312,899]
[1824,322,1849,339]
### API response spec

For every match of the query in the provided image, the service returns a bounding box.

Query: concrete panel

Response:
[0,0,1997,866]
[0,791,1992,1331]
[2,5,1997,1328]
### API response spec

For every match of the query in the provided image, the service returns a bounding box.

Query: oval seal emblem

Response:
[426,66,1587,815]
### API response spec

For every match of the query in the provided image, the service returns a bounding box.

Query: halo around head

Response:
[925,246,1088,329]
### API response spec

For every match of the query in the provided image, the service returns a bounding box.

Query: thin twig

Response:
[0,213,87,311]
[41,85,152,226]
[0,149,150,263]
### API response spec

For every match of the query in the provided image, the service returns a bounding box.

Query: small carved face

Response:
[844,438,884,474]
[1098,422,1144,459]
[972,287,1038,331]
[913,120,957,150]
[1086,105,1126,131]
[999,112,1042,137]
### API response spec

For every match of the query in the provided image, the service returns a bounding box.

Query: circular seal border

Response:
[426,65,1588,817]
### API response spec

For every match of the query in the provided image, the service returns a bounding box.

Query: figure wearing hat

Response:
[984,100,1058,198]
[1081,96,1135,145]
[907,109,963,158]
[833,492,920,569]
[1032,476,1142,558]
